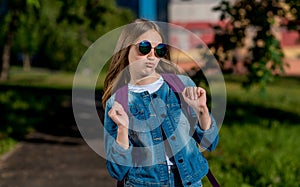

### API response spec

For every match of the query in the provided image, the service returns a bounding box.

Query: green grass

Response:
[225,77,300,116]
[0,66,106,89]
[201,76,300,187]
[0,137,17,155]
[1,66,74,89]
[203,123,300,187]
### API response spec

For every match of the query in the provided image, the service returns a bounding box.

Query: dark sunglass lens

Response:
[155,43,167,57]
[139,41,151,55]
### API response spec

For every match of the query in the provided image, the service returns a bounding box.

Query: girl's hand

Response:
[108,101,130,149]
[182,86,207,113]
[182,87,211,130]
[108,101,129,130]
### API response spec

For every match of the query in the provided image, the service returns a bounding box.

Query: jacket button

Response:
[187,181,192,185]
[178,159,183,163]
[161,113,166,118]
[171,136,176,140]
[152,93,157,98]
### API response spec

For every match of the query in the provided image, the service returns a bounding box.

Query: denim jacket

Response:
[104,75,219,187]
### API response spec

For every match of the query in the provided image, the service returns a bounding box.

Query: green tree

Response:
[39,0,134,71]
[285,0,300,33]
[0,0,134,79]
[13,0,40,71]
[211,0,298,90]
[0,0,40,80]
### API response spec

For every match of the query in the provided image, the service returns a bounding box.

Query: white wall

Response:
[168,0,222,22]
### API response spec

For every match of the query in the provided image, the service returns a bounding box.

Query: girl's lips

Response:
[145,62,155,67]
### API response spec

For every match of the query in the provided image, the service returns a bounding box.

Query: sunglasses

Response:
[137,40,168,58]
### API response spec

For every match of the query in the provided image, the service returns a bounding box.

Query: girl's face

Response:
[128,30,163,83]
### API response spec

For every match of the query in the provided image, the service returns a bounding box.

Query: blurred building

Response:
[117,0,300,75]
[169,0,221,22]
[116,0,169,22]
[168,0,223,51]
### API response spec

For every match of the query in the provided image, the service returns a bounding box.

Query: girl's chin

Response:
[132,70,158,81]
[140,68,155,74]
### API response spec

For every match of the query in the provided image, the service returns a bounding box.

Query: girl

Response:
[102,19,219,187]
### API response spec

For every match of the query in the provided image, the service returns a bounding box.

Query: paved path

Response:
[0,132,116,187]
[0,89,118,187]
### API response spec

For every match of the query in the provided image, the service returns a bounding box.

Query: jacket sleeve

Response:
[192,114,219,151]
[177,75,219,151]
[104,96,132,181]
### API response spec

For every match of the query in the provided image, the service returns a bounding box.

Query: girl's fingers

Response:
[108,108,117,120]
[108,102,125,121]
[112,101,123,112]
[184,87,203,100]
[196,87,205,97]
[184,87,192,99]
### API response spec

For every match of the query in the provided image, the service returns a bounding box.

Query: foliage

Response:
[0,0,135,76]
[0,0,41,80]
[211,0,299,90]
[13,0,40,52]
[37,0,131,70]
[12,0,41,70]
[36,0,134,71]
[284,0,300,32]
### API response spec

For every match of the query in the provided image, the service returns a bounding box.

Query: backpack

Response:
[114,73,220,187]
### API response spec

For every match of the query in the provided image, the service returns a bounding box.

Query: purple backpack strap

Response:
[162,73,191,115]
[114,86,127,187]
[207,169,221,187]
[115,85,129,113]
[161,73,185,93]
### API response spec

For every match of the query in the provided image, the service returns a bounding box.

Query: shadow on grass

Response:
[0,85,83,141]
[225,97,300,126]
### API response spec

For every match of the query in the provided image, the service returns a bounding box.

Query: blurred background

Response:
[0,0,299,186]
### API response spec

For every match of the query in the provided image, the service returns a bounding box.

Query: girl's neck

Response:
[130,72,160,85]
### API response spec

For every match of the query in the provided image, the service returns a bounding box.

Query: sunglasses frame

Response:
[137,40,168,58]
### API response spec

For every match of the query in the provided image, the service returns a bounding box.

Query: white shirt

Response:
[128,76,164,94]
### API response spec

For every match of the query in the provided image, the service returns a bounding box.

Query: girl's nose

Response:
[147,48,156,58]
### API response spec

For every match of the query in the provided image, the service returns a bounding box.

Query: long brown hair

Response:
[102,19,180,108]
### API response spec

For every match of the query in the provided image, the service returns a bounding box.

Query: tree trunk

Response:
[23,52,31,72]
[0,10,18,81]
[0,33,13,81]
